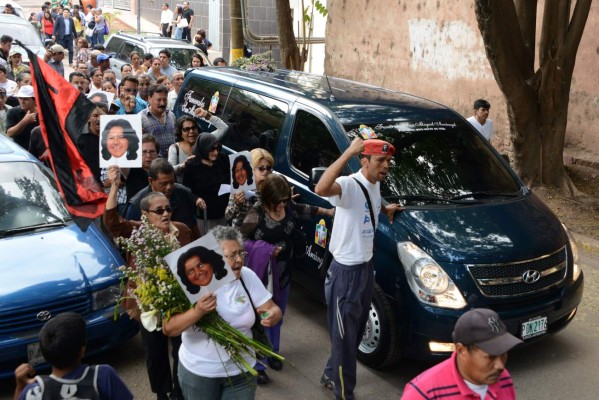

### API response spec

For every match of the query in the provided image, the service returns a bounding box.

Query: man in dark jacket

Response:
[53,9,76,66]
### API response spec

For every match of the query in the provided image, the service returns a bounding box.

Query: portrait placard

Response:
[163,232,236,304]
[87,90,115,107]
[99,114,143,168]
[229,151,256,195]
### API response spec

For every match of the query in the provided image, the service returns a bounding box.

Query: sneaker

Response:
[257,370,270,384]
[268,357,283,371]
[320,373,335,391]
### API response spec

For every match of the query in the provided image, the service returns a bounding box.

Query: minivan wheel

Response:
[357,284,402,369]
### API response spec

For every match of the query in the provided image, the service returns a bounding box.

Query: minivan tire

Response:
[357,284,402,368]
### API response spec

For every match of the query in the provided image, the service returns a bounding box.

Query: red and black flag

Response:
[18,42,107,230]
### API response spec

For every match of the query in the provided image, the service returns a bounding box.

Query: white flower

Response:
[141,310,161,331]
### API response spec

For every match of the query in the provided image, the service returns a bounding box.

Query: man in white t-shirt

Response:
[160,3,174,38]
[315,136,402,400]
[467,99,493,141]
[0,65,17,97]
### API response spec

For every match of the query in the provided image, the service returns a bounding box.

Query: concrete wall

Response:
[324,0,599,158]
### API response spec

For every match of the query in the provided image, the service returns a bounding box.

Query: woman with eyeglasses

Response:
[163,225,282,399]
[75,37,90,70]
[183,132,230,235]
[240,174,334,384]
[103,165,192,400]
[225,148,273,227]
[169,111,228,183]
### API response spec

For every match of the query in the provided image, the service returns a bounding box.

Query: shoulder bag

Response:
[177,17,188,29]
[239,276,273,351]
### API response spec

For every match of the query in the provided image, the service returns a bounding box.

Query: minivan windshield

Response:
[345,120,522,205]
[0,162,70,233]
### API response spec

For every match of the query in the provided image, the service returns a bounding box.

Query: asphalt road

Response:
[2,249,598,399]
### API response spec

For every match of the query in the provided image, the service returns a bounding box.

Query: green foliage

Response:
[314,0,328,17]
[232,51,277,72]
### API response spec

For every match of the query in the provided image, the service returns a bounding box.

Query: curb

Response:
[572,231,599,256]
[563,154,599,170]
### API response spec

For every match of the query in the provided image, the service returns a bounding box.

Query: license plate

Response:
[27,342,45,366]
[521,316,548,340]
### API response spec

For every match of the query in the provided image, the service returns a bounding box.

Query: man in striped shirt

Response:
[402,308,522,400]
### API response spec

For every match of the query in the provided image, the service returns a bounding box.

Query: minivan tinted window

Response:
[290,110,340,176]
[345,121,521,204]
[221,88,288,154]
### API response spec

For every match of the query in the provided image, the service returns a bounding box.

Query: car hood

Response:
[0,224,123,311]
[395,193,567,264]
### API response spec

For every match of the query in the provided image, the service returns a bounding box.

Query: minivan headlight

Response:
[398,242,467,309]
[92,284,122,310]
[562,224,582,281]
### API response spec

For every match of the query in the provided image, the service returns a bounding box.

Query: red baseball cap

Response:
[362,139,395,156]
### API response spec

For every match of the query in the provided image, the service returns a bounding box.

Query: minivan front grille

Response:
[467,246,567,297]
[0,294,90,335]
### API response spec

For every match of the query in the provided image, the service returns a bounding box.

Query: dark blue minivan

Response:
[0,135,138,378]
[175,68,584,368]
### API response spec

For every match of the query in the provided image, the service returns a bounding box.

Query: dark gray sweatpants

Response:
[323,258,374,400]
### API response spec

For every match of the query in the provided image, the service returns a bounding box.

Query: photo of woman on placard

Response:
[100,118,140,164]
[176,246,229,295]
[231,155,254,190]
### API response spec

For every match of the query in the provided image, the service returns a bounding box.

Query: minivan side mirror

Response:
[310,167,327,191]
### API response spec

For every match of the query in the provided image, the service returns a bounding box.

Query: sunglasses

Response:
[182,126,198,132]
[210,144,222,152]
[123,87,138,93]
[257,165,272,172]
[146,206,173,215]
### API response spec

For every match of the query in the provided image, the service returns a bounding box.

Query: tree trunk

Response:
[474,0,591,196]
[229,0,244,63]
[275,0,304,70]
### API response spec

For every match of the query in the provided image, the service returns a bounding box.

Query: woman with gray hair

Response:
[163,225,282,399]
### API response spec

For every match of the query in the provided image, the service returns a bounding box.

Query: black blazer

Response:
[53,16,76,39]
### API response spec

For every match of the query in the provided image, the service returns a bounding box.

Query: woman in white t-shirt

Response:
[162,226,282,399]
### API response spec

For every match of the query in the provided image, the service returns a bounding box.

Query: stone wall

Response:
[324,0,599,158]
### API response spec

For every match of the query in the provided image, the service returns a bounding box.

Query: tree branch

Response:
[539,0,559,67]
[514,0,537,68]
[474,1,534,96]
[564,0,592,70]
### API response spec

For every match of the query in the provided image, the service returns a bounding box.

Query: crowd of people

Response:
[4,3,512,398]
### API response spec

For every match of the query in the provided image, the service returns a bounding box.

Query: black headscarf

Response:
[194,133,219,161]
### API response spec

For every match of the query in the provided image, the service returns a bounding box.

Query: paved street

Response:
[2,246,598,399]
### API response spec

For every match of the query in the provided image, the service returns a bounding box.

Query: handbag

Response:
[104,23,110,35]
[177,17,188,29]
[239,276,273,352]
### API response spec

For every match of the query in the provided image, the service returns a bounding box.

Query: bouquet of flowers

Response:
[115,217,282,375]
[232,51,277,72]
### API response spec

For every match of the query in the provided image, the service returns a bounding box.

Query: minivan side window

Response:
[221,88,288,154]
[290,110,340,176]
[178,78,232,132]
[105,37,124,55]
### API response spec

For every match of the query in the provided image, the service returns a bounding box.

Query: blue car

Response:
[0,135,138,379]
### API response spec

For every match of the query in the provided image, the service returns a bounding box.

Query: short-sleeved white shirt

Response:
[467,116,494,141]
[327,171,381,265]
[178,267,271,378]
